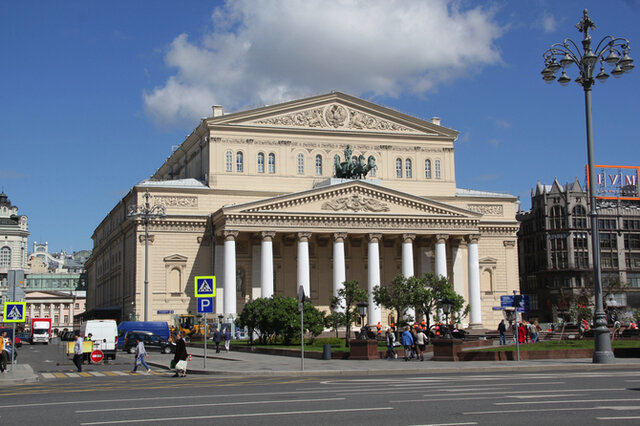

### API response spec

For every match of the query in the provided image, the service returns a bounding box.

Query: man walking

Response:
[213,328,222,354]
[73,332,83,372]
[498,319,507,345]
[401,327,414,361]
[132,337,151,374]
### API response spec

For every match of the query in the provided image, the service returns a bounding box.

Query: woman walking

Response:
[385,328,397,360]
[172,333,188,377]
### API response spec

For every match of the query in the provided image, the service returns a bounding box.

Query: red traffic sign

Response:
[90,350,104,363]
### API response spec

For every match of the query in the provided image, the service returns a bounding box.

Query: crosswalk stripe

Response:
[103,371,118,376]
[78,372,92,377]
[66,373,80,378]
[41,373,55,379]
[54,372,67,378]
[89,372,105,377]
[112,371,129,376]
[42,369,168,379]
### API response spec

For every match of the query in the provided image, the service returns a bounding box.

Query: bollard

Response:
[322,344,331,360]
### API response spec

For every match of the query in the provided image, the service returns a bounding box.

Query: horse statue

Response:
[333,145,376,179]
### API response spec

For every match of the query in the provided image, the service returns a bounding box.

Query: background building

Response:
[0,192,29,285]
[86,92,520,329]
[518,175,640,323]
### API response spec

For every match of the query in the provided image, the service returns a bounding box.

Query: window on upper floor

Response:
[549,205,566,229]
[425,159,432,179]
[236,151,244,172]
[572,205,587,228]
[435,159,441,179]
[405,159,412,178]
[297,153,305,174]
[225,150,233,172]
[395,158,402,178]
[0,247,10,268]
[257,152,265,173]
[268,153,276,174]
[315,155,322,176]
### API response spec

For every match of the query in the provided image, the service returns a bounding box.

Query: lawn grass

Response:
[478,339,640,352]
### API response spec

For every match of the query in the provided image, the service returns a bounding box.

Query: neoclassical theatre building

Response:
[85,92,519,329]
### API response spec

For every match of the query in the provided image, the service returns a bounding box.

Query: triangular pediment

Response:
[208,92,457,138]
[222,180,480,218]
[163,254,188,263]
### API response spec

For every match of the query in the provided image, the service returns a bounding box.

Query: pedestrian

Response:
[529,321,539,343]
[224,328,232,352]
[401,327,414,361]
[415,327,427,361]
[73,332,84,372]
[376,321,381,338]
[410,327,417,359]
[213,327,223,353]
[517,322,526,344]
[132,337,151,374]
[385,327,396,360]
[0,331,7,373]
[498,319,507,345]
[172,333,188,377]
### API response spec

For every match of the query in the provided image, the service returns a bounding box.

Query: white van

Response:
[80,320,118,360]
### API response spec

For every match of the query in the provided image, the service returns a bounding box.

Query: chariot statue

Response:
[333,145,376,179]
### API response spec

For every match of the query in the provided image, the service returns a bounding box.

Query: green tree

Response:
[373,274,414,332]
[236,297,270,344]
[324,310,346,338]
[330,280,367,347]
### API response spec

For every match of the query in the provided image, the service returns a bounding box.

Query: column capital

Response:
[435,234,449,243]
[297,232,312,242]
[455,236,468,247]
[367,233,382,243]
[260,231,276,242]
[223,230,239,241]
[332,232,347,242]
[402,233,416,243]
[467,234,481,244]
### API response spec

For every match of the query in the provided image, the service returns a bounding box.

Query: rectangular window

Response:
[626,253,640,268]
[600,233,616,249]
[225,151,233,172]
[601,252,618,268]
[64,315,69,323]
[625,234,640,249]
[75,303,79,309]
[435,159,441,179]
[624,220,640,230]
[628,273,640,288]
[598,219,617,230]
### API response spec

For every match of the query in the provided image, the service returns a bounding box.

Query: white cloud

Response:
[144,0,504,126]
[540,11,557,33]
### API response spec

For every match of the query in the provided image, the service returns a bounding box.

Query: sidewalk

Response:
[146,345,640,377]
[0,364,38,385]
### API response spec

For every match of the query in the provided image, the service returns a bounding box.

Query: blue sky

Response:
[1,0,639,253]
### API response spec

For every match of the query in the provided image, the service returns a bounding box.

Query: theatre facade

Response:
[85,92,519,329]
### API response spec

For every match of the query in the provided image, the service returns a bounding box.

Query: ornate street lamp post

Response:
[128,189,166,321]
[440,298,453,339]
[542,10,634,364]
[357,301,369,339]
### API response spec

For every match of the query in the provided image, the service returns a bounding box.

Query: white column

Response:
[402,234,416,321]
[468,234,482,328]
[367,234,382,326]
[214,239,225,314]
[261,231,275,298]
[297,232,311,298]
[452,238,467,299]
[435,234,449,278]
[401,233,415,278]
[332,233,347,305]
[223,230,238,315]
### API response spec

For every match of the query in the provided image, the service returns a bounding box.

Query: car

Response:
[3,344,18,361]
[0,328,22,348]
[123,330,175,354]
[16,332,31,345]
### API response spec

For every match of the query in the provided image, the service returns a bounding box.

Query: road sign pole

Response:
[514,290,520,362]
[11,323,16,369]
[301,302,304,372]
[204,313,207,368]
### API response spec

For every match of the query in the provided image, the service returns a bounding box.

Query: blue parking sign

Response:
[197,297,214,314]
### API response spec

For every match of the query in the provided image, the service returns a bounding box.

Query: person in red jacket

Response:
[517,322,527,344]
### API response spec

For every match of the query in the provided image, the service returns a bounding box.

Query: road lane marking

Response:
[103,372,118,376]
[76,397,346,413]
[54,373,67,378]
[79,373,92,377]
[495,398,640,405]
[112,371,129,376]
[597,416,640,420]
[463,406,640,415]
[79,407,394,425]
[66,373,80,378]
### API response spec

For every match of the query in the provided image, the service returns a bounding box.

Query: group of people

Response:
[212,327,232,354]
[384,326,429,361]
[497,319,541,345]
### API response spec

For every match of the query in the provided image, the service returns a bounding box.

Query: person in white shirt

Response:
[132,338,151,374]
[73,333,83,372]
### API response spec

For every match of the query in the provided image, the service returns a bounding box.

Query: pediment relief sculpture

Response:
[251,103,422,133]
[321,194,390,212]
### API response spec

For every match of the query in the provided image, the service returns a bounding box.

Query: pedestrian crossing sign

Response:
[3,302,26,323]
[194,276,216,297]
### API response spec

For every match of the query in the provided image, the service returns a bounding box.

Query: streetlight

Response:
[357,301,368,340]
[440,298,453,339]
[127,189,166,321]
[542,10,633,364]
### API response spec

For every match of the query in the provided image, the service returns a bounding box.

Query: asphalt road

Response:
[3,343,640,426]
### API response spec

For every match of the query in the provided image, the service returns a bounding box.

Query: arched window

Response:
[315,155,322,176]
[572,205,587,228]
[297,153,305,174]
[236,151,244,172]
[268,153,276,174]
[405,159,412,178]
[425,159,432,179]
[0,247,10,268]
[395,158,403,178]
[225,150,233,172]
[435,159,441,179]
[257,152,265,173]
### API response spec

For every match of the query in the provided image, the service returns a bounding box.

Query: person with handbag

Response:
[132,337,151,374]
[172,333,188,377]
[385,327,396,360]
